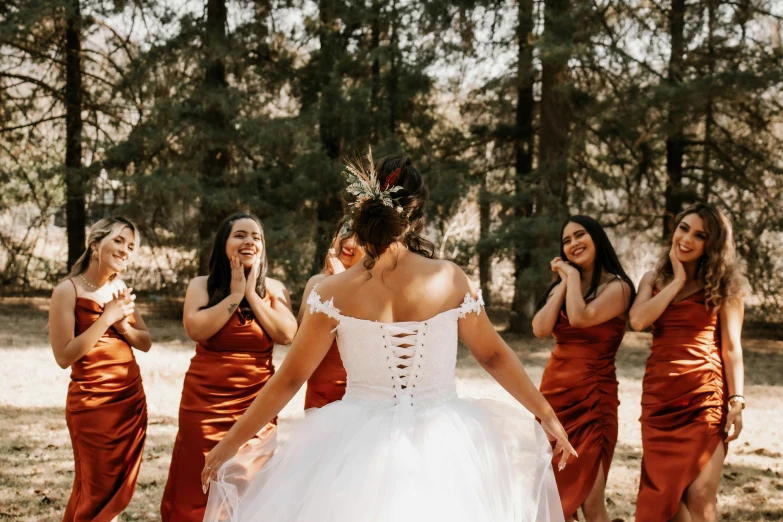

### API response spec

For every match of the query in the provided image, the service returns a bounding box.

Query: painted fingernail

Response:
[202,485,206,494]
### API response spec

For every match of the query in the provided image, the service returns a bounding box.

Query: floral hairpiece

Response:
[344,147,404,214]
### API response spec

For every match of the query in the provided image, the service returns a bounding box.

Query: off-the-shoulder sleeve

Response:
[306,287,342,321]
[457,290,485,318]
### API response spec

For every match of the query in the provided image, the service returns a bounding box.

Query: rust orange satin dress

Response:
[539,310,626,520]
[636,289,727,522]
[64,293,147,522]
[160,307,277,522]
[304,340,347,409]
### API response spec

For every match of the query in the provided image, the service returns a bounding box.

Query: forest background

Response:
[1,0,782,330]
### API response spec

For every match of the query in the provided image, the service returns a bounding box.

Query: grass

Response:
[0,298,781,521]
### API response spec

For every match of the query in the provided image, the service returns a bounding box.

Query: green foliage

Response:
[0,0,781,319]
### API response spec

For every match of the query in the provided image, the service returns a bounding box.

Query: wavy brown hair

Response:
[656,203,747,311]
[347,154,434,270]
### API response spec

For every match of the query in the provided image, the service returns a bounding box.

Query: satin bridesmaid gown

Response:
[160,305,277,522]
[63,280,148,522]
[636,289,727,522]
[304,340,347,409]
[539,309,626,520]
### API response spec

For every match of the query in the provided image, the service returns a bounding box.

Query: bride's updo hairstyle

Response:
[350,155,435,270]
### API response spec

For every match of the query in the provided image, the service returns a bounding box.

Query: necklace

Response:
[79,273,100,291]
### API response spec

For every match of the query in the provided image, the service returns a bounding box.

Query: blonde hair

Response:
[67,216,139,281]
[656,203,748,311]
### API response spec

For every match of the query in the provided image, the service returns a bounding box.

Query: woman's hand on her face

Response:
[230,256,247,298]
[245,259,261,299]
[668,245,687,284]
[325,248,346,276]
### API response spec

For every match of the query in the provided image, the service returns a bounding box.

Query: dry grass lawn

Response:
[0,298,781,521]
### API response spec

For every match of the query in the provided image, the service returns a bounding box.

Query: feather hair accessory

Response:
[344,147,404,214]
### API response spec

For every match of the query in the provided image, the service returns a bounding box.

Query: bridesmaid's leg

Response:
[670,500,692,522]
[682,443,725,522]
[581,461,610,522]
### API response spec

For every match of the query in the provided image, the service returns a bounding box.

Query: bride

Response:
[201,152,575,522]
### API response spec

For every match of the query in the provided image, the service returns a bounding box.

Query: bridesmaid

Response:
[49,216,151,522]
[297,218,366,409]
[630,203,746,522]
[161,212,298,522]
[532,215,635,522]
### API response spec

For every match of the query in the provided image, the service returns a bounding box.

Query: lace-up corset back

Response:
[307,289,484,408]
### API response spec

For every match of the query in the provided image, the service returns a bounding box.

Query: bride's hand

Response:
[201,437,241,493]
[540,412,578,471]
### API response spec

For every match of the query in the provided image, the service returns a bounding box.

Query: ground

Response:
[0,298,781,521]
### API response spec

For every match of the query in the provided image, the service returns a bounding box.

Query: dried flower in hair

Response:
[344,147,404,214]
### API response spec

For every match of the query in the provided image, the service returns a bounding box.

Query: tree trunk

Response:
[388,0,398,137]
[198,0,230,274]
[370,0,381,143]
[478,169,492,306]
[312,0,346,273]
[538,0,571,212]
[64,0,85,270]
[702,0,714,201]
[663,0,686,238]
[508,0,538,332]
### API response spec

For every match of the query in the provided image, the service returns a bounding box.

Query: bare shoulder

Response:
[311,272,342,300]
[265,277,289,296]
[306,273,328,289]
[186,276,209,300]
[425,259,475,305]
[639,270,656,289]
[188,275,209,289]
[603,275,633,295]
[52,279,77,301]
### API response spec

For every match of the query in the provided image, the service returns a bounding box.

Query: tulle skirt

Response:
[205,396,564,522]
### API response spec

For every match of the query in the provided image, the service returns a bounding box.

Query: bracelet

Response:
[116,326,130,335]
[728,395,746,408]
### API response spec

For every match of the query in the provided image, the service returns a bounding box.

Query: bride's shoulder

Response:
[417,258,477,306]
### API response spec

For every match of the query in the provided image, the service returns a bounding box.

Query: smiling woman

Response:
[160,212,298,522]
[532,215,635,522]
[629,203,748,522]
[296,217,367,409]
[48,216,151,522]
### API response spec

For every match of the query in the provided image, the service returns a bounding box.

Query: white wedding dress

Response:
[204,289,564,522]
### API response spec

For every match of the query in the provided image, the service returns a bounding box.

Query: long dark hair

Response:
[350,155,435,270]
[203,213,268,316]
[535,215,636,311]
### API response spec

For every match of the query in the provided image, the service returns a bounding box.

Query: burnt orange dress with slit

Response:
[304,340,347,409]
[539,310,626,520]
[160,306,277,522]
[636,289,727,522]
[64,283,147,522]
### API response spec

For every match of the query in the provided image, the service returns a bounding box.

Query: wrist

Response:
[728,394,745,410]
[230,290,245,302]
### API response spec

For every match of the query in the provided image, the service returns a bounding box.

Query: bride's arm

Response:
[459,310,577,469]
[452,270,577,468]
[202,308,336,490]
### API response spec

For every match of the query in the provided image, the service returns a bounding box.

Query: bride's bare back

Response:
[315,246,472,324]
